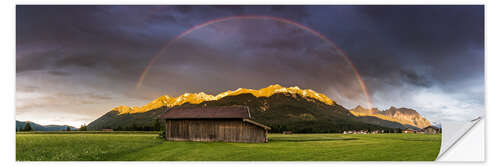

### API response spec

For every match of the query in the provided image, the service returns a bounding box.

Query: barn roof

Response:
[243,119,271,130]
[159,105,251,119]
[423,125,440,130]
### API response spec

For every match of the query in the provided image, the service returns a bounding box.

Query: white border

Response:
[4,0,496,166]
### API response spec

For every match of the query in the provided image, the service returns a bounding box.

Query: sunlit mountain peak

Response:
[113,84,335,114]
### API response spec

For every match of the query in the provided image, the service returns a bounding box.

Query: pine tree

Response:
[23,122,32,131]
[154,119,161,131]
[79,124,87,131]
[66,126,71,131]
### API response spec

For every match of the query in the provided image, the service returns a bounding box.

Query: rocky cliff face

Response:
[350,106,431,129]
[111,84,334,115]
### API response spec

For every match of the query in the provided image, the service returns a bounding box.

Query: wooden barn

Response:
[422,126,441,134]
[159,105,271,143]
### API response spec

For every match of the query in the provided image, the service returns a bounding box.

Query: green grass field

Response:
[16,132,441,161]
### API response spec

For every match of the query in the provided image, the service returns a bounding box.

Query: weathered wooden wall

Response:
[165,119,267,143]
[423,128,439,134]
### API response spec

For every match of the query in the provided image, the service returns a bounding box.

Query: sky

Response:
[16,5,484,127]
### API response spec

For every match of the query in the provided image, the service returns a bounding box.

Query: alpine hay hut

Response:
[422,125,441,134]
[159,105,270,143]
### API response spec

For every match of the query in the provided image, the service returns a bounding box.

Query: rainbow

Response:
[136,15,373,111]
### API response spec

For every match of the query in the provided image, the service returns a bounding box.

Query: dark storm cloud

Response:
[16,5,312,81]
[16,85,39,93]
[16,5,484,125]
[344,6,484,82]
[54,54,99,68]
[16,48,60,73]
[356,6,483,50]
[400,70,432,87]
[48,70,71,76]
[290,6,485,104]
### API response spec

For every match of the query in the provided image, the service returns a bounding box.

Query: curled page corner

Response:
[436,116,482,160]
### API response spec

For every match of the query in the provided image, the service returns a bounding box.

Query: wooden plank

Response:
[164,119,268,143]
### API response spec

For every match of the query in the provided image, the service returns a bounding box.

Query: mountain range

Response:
[16,120,77,131]
[349,105,432,129]
[88,84,431,132]
[112,84,334,114]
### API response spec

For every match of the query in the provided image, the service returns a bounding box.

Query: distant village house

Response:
[371,130,384,134]
[402,128,417,134]
[343,130,378,134]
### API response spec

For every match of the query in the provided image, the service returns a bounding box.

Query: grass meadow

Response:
[16,132,441,161]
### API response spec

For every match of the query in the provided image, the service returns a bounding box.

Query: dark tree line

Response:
[267,121,398,133]
[18,122,33,131]
[79,124,87,131]
[105,119,164,131]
